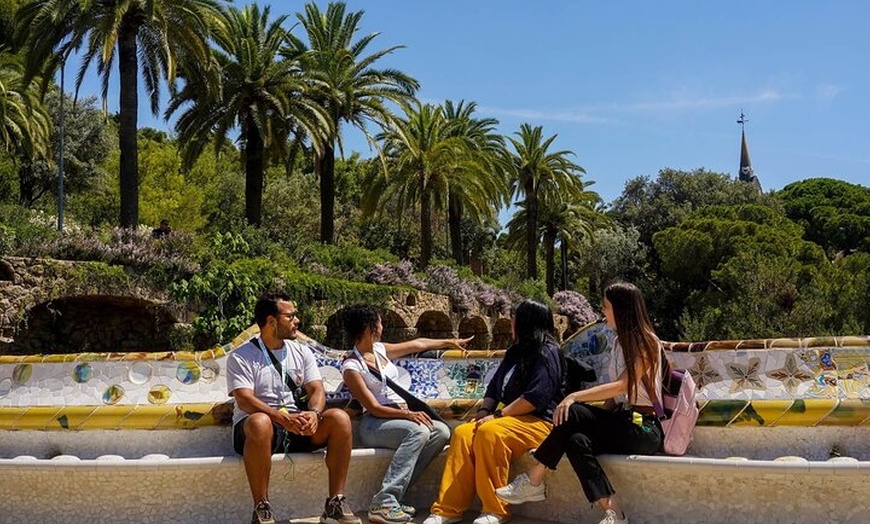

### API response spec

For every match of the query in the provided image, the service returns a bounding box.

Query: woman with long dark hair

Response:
[496,282,663,524]
[341,305,463,524]
[423,299,563,524]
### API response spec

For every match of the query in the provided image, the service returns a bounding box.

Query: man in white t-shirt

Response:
[227,292,361,524]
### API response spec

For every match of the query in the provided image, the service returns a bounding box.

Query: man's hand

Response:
[274,408,310,434]
[296,411,320,435]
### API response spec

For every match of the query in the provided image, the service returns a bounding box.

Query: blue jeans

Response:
[359,412,451,509]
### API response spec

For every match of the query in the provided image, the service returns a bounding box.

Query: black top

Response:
[483,340,562,421]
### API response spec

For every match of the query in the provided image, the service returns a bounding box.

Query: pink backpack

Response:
[652,349,699,456]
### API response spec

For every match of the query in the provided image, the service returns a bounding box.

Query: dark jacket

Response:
[484,340,562,420]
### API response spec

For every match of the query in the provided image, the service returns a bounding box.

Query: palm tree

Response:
[442,100,508,264]
[508,123,585,280]
[167,4,331,227]
[18,0,220,228]
[366,102,457,267]
[289,1,418,244]
[0,50,51,164]
[538,182,609,296]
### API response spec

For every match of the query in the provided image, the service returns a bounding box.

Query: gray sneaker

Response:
[251,500,276,524]
[321,495,361,524]
[495,473,546,504]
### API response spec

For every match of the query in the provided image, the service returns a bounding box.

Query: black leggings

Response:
[532,403,662,503]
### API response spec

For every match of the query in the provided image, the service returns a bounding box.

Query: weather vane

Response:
[737,111,748,130]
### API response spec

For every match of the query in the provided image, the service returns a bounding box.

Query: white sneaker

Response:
[422,514,462,524]
[472,513,510,524]
[598,509,628,524]
[495,473,547,505]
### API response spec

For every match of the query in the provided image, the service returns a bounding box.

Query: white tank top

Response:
[608,339,662,408]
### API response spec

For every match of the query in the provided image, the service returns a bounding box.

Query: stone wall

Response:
[0,257,186,354]
[1,256,568,354]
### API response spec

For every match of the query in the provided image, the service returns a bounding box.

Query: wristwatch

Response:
[492,409,503,418]
[312,408,323,421]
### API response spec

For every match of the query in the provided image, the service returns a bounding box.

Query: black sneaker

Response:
[320,495,361,524]
[251,500,276,524]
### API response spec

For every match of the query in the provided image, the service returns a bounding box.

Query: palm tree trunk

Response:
[118,21,139,228]
[318,143,336,244]
[560,237,569,291]
[544,224,556,296]
[420,172,432,268]
[244,116,264,226]
[448,197,463,265]
[525,179,538,280]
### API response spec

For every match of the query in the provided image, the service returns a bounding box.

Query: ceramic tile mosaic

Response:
[2,322,870,429]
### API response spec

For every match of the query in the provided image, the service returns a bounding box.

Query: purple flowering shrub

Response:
[553,290,599,327]
[33,226,200,275]
[367,260,426,288]
[367,262,514,315]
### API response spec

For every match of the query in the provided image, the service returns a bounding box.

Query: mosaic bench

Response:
[1,324,868,524]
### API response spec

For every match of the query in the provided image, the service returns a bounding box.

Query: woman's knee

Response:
[432,422,451,445]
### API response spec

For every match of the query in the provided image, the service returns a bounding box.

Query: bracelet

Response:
[492,409,503,418]
[311,408,323,421]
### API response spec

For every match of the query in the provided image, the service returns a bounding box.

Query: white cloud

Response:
[597,89,796,113]
[478,106,610,124]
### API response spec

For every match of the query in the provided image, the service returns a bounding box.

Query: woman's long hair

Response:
[503,299,557,381]
[605,282,659,404]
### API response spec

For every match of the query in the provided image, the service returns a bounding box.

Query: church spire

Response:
[737,112,761,190]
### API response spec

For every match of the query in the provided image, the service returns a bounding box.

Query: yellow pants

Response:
[430,415,553,518]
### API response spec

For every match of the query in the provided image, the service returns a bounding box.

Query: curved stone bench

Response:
[1,324,869,524]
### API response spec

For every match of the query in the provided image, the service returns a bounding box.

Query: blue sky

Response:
[71,1,870,204]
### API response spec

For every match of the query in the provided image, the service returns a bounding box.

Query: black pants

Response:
[532,403,662,503]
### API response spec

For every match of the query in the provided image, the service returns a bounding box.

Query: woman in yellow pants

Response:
[424,300,563,524]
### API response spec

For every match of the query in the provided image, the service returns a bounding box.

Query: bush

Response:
[32,226,200,277]
[297,243,396,281]
[553,290,599,328]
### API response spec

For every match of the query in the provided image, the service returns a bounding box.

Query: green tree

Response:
[167,3,330,227]
[17,89,110,207]
[574,225,649,300]
[507,123,585,280]
[289,1,418,244]
[507,181,606,296]
[0,51,50,164]
[365,102,461,267]
[653,204,832,340]
[612,168,777,248]
[137,136,207,232]
[18,0,220,228]
[442,100,507,265]
[777,177,870,256]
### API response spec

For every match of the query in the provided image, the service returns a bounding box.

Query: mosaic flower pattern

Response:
[1,329,870,430]
[727,357,765,393]
[689,354,722,390]
[766,353,813,395]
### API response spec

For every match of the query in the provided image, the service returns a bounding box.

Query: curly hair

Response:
[342,304,381,344]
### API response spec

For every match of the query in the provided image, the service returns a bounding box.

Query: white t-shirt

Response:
[340,342,405,408]
[226,336,323,426]
[608,339,662,408]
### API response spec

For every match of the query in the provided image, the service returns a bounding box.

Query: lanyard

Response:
[353,346,388,390]
[254,337,291,391]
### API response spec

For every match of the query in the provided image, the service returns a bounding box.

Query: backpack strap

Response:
[652,346,672,421]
